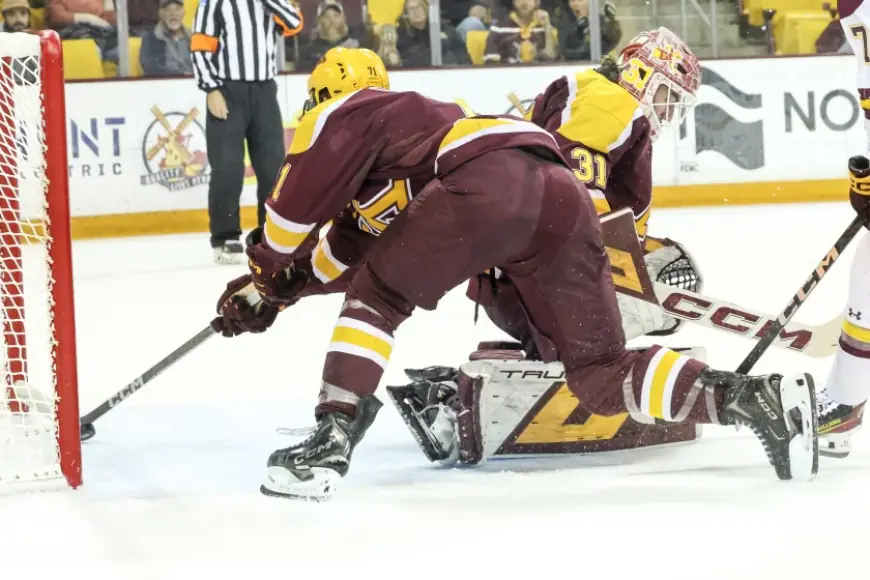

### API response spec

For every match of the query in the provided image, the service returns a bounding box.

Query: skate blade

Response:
[780,373,819,481]
[260,466,340,502]
[819,431,853,459]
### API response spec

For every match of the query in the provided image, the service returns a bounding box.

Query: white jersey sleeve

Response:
[840,0,870,149]
[825,233,870,405]
[822,2,870,407]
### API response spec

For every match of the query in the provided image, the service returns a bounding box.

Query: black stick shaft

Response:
[735,215,865,374]
[80,326,216,425]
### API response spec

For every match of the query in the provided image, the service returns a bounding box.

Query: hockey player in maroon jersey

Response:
[469,28,701,354]
[387,29,711,464]
[212,47,818,501]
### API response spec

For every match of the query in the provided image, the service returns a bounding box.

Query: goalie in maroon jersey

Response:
[211,46,818,502]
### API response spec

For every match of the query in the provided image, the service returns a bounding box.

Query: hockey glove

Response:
[211,274,281,337]
[245,227,311,305]
[849,155,870,229]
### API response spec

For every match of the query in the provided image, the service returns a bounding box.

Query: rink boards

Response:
[57,54,860,238]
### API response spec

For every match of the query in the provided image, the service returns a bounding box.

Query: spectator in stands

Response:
[297,0,365,72]
[440,0,491,41]
[557,0,621,61]
[127,0,161,37]
[483,0,557,64]
[28,0,47,28]
[1,0,32,32]
[816,17,849,53]
[47,0,118,61]
[396,0,469,66]
[375,23,402,67]
[139,0,191,76]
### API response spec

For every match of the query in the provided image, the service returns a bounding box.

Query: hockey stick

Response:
[734,214,866,374]
[653,282,842,359]
[79,325,217,441]
[507,92,529,116]
[79,292,262,441]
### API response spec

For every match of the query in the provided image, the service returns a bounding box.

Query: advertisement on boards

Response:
[59,54,864,224]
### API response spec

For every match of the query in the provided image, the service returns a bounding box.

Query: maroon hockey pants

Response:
[316,148,647,418]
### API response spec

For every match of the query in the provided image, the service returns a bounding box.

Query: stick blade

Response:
[80,422,95,441]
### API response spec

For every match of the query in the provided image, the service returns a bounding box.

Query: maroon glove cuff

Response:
[246,229,312,304]
[849,155,870,229]
[212,273,281,337]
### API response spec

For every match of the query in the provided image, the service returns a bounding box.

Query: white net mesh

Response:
[0,33,61,485]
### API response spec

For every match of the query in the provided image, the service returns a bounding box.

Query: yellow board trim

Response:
[55,178,851,241]
[648,349,681,419]
[331,326,393,360]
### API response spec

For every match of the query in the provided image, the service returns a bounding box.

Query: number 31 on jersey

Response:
[571,146,608,189]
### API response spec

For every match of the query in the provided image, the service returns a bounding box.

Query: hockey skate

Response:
[260,395,382,501]
[213,240,243,265]
[719,371,818,481]
[817,389,865,458]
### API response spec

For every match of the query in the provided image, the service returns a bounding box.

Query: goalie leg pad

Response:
[390,347,708,465]
[459,350,703,461]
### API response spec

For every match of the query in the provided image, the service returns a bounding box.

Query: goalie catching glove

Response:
[643,236,702,336]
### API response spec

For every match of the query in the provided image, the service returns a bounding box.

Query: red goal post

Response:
[0,30,81,490]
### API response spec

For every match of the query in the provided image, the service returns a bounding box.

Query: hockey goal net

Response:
[0,31,81,489]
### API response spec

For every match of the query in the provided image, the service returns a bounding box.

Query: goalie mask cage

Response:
[0,31,81,489]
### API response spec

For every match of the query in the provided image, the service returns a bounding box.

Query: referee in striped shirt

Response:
[191,0,303,264]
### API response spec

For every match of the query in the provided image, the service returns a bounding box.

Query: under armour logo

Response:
[850,308,862,321]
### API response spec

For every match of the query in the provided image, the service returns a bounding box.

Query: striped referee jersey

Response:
[191,0,303,92]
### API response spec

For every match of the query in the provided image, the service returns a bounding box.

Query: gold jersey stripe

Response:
[843,319,870,343]
[437,118,552,171]
[312,239,347,283]
[289,92,356,155]
[647,348,682,419]
[558,69,641,154]
[331,326,393,360]
[263,206,314,254]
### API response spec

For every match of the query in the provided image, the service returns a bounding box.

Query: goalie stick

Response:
[653,281,842,359]
[734,214,866,374]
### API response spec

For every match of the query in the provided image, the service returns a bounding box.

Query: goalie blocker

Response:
[388,209,705,463]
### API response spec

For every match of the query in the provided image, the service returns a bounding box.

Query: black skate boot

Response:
[817,388,865,458]
[717,371,818,481]
[260,395,382,501]
[386,367,460,462]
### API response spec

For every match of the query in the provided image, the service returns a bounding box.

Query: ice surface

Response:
[1,202,869,580]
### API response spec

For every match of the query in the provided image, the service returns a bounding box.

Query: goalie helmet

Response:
[615,27,701,140]
[303,48,390,114]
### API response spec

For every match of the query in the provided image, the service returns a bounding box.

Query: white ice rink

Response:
[1,202,869,580]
